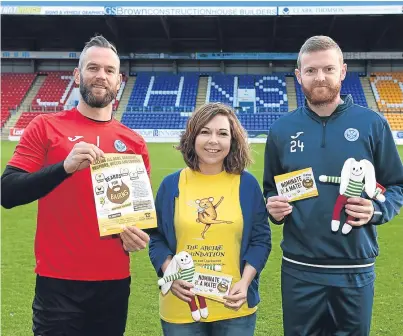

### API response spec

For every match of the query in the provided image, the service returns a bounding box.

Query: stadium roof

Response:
[2,14,403,53]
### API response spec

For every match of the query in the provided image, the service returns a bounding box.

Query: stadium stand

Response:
[31,71,75,111]
[14,112,47,128]
[238,74,289,112]
[207,74,236,107]
[370,72,403,130]
[6,71,403,133]
[121,112,189,129]
[237,112,284,131]
[370,72,403,112]
[121,110,285,132]
[121,72,290,130]
[1,73,36,128]
[383,112,403,130]
[125,73,198,112]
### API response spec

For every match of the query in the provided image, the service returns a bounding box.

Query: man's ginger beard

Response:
[301,79,341,106]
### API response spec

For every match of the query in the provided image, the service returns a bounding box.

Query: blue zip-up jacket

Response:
[149,170,272,308]
[263,95,403,274]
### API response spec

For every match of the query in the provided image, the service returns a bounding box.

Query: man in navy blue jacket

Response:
[263,35,403,336]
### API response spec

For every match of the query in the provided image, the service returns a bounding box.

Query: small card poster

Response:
[274,167,318,202]
[190,266,233,303]
[90,153,157,236]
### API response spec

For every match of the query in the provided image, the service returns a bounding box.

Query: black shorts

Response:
[32,275,131,336]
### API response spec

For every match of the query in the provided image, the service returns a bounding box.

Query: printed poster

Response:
[90,153,157,236]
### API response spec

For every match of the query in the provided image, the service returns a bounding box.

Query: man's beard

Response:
[80,76,116,108]
[301,80,341,107]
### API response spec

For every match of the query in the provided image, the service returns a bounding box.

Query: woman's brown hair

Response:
[176,102,253,174]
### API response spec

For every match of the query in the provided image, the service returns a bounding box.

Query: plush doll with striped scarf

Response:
[319,158,386,235]
[157,251,221,321]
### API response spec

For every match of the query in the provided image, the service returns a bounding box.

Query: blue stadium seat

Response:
[207,74,236,107]
[126,72,198,112]
[121,112,189,130]
[122,72,290,132]
[238,74,289,113]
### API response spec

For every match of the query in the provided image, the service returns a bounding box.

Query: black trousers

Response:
[32,275,131,336]
[281,271,374,336]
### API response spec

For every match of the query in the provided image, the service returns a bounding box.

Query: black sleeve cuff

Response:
[268,213,287,225]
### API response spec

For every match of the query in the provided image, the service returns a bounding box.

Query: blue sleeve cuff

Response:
[370,201,383,225]
[156,251,174,277]
[242,257,261,274]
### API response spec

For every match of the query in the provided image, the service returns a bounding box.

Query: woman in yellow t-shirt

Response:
[149,102,272,336]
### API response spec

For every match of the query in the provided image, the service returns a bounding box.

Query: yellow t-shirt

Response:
[159,168,257,323]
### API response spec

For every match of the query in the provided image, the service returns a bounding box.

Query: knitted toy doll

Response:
[319,158,386,235]
[158,251,221,321]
